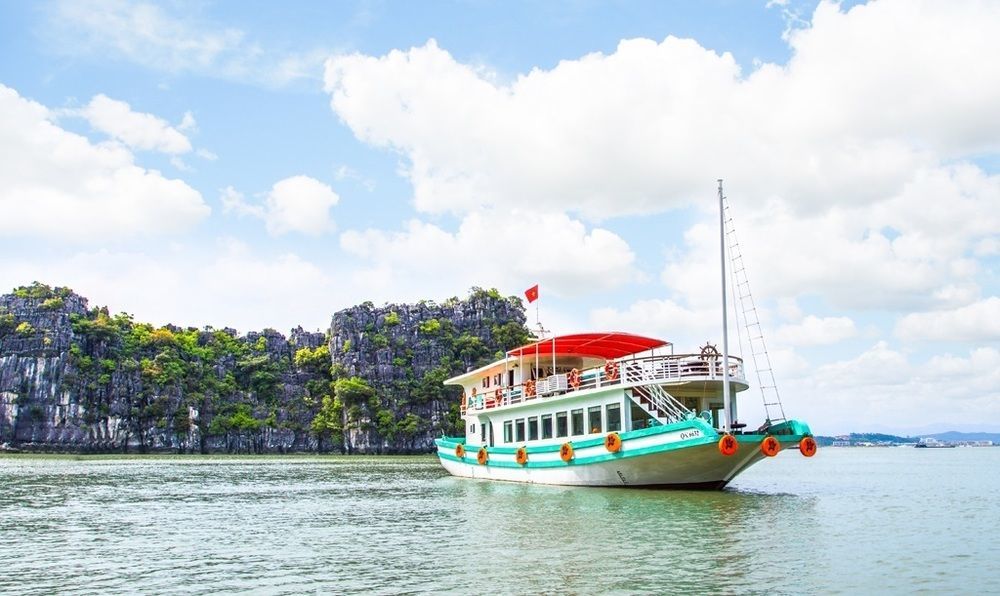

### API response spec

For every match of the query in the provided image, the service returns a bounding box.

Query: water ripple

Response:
[1,449,998,594]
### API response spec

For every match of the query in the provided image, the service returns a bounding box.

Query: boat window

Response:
[571,409,584,436]
[515,419,525,442]
[588,406,602,434]
[528,416,539,441]
[481,422,487,443]
[503,420,513,443]
[606,403,622,432]
[541,414,553,439]
[470,423,476,435]
[556,412,568,437]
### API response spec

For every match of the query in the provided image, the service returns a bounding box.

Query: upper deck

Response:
[454,332,748,415]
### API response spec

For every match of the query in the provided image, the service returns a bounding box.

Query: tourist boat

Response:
[434,183,818,489]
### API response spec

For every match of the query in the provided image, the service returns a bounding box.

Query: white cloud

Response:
[778,343,1000,433]
[178,111,197,132]
[219,177,340,236]
[321,0,1000,352]
[325,37,743,218]
[776,297,803,321]
[323,1,1000,220]
[0,84,209,242]
[813,341,910,386]
[333,164,376,191]
[169,156,193,172]
[582,308,999,433]
[588,298,719,350]
[778,1,1000,157]
[895,297,1000,342]
[974,237,999,256]
[661,173,997,313]
[219,186,263,218]
[0,240,338,333]
[47,0,329,87]
[340,209,638,303]
[264,176,340,236]
[79,94,192,154]
[197,239,337,330]
[774,315,857,346]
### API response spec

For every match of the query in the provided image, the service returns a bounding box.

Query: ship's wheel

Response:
[700,343,720,360]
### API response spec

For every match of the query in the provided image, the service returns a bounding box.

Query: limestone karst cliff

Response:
[0,283,528,454]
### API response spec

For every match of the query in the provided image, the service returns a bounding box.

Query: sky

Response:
[1,0,998,435]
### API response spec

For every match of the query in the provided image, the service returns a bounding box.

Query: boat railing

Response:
[461,353,744,413]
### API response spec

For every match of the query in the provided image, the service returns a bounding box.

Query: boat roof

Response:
[506,332,670,360]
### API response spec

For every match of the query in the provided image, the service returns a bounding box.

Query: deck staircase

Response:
[629,384,690,425]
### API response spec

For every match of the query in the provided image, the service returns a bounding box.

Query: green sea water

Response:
[1,448,997,595]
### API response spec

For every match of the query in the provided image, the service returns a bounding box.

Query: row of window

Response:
[502,403,622,443]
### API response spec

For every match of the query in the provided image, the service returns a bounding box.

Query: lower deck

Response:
[461,382,739,452]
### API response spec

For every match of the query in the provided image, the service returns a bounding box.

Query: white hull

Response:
[438,440,767,489]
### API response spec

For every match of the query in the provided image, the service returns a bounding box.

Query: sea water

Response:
[1,448,997,595]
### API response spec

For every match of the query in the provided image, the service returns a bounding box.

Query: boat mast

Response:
[718,179,731,433]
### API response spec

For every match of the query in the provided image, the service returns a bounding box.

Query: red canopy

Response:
[506,332,670,360]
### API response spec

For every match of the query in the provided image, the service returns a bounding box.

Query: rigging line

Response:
[723,196,786,423]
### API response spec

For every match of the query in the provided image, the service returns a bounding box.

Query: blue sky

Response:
[0,0,997,434]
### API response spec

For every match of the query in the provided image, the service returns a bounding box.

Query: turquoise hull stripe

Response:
[436,418,813,469]
[436,417,718,455]
[438,434,718,469]
[765,419,812,437]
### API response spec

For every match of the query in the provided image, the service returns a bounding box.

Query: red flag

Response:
[524,284,539,303]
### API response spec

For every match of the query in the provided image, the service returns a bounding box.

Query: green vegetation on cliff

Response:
[0,282,530,454]
[331,286,531,448]
[64,306,307,448]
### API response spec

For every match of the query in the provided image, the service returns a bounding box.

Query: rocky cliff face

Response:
[0,283,527,454]
[329,289,529,453]
[0,288,88,450]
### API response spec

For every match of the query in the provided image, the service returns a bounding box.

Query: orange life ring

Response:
[568,368,581,389]
[718,434,738,456]
[560,442,574,462]
[477,447,488,465]
[799,436,818,457]
[524,379,536,397]
[604,432,622,453]
[471,386,477,397]
[604,360,619,381]
[760,436,781,457]
[455,444,465,458]
[460,393,466,408]
[494,388,503,407]
[516,447,528,465]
